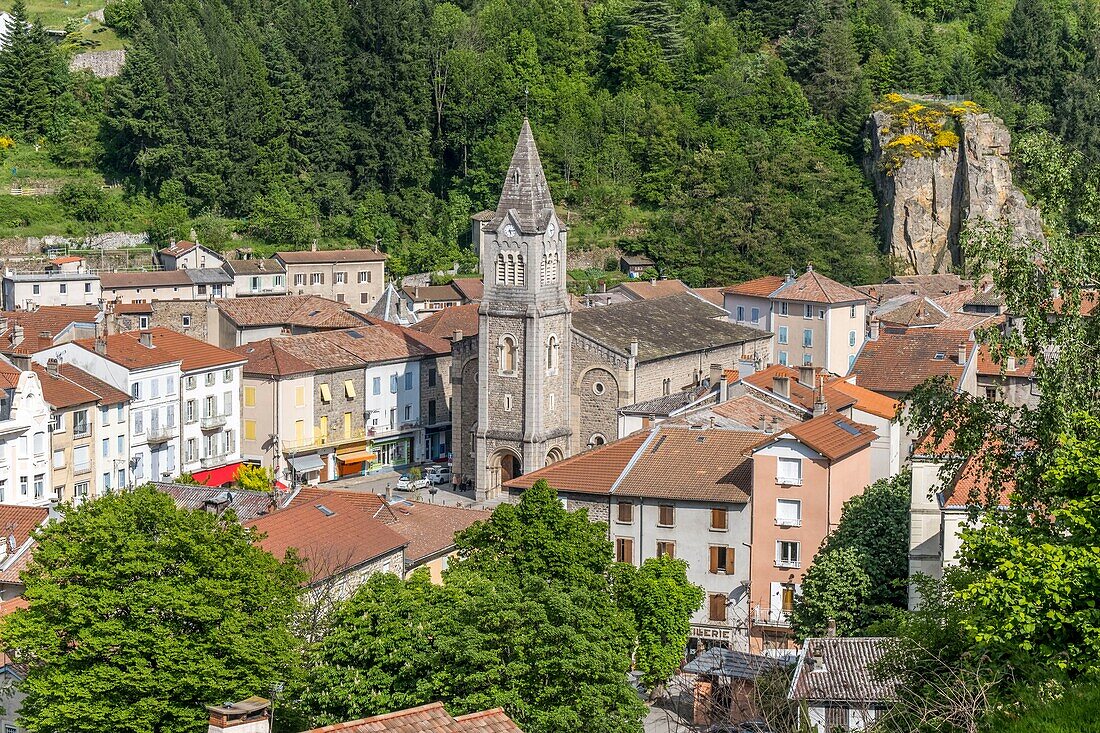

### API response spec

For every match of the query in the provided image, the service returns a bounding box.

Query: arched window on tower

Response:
[541,251,559,285]
[499,335,517,374]
[496,252,526,287]
[546,334,558,372]
[496,253,506,284]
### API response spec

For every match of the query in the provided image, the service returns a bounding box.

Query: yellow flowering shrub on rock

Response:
[874,93,982,173]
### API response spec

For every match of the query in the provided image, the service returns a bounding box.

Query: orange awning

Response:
[336,450,376,463]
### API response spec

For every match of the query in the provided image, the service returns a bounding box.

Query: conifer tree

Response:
[997,0,1062,108]
[0,0,60,138]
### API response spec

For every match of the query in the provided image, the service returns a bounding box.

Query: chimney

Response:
[46,358,60,377]
[415,286,420,298]
[806,263,814,273]
[600,281,606,293]
[1006,355,1016,371]
[650,278,656,286]
[798,364,815,388]
[206,697,271,733]
[10,324,23,348]
[189,227,198,243]
[813,377,828,417]
[452,329,462,343]
[772,375,790,399]
[759,414,767,432]
[826,618,837,637]
[709,363,722,391]
[869,320,880,341]
[957,342,967,364]
[629,338,639,359]
[94,337,107,355]
[139,331,154,348]
[310,240,318,252]
[258,261,265,272]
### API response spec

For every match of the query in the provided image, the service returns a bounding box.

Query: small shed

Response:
[620,254,656,278]
[787,637,898,732]
[683,647,787,726]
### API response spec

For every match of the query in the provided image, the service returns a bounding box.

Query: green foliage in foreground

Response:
[993,681,1100,733]
[0,486,306,733]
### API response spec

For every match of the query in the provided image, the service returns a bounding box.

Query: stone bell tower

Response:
[475,118,572,499]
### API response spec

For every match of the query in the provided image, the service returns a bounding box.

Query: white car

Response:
[396,474,429,491]
[425,465,452,485]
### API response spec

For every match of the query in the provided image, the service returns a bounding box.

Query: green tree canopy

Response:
[0,485,305,733]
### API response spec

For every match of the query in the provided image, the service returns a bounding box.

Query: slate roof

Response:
[185,268,233,285]
[722,275,786,298]
[756,412,877,461]
[247,492,407,584]
[613,278,691,301]
[848,328,973,394]
[386,500,490,567]
[152,482,279,522]
[485,119,557,236]
[223,258,286,276]
[216,295,369,330]
[619,391,699,417]
[683,647,786,680]
[571,293,767,362]
[369,282,418,326]
[412,302,480,340]
[770,267,868,304]
[303,702,523,733]
[0,306,101,355]
[276,248,387,264]
[73,328,245,372]
[99,270,193,288]
[789,637,897,704]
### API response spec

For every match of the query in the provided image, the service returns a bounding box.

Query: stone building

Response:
[451,120,771,500]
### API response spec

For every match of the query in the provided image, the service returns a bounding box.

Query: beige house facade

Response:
[275,249,387,311]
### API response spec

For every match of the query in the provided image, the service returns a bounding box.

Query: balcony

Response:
[752,606,793,628]
[200,453,229,469]
[201,414,228,430]
[775,475,803,486]
[281,426,368,453]
[73,463,92,476]
[145,426,175,443]
[775,517,803,527]
[774,558,801,569]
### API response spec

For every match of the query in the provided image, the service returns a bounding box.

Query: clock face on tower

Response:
[546,220,557,238]
[502,223,517,237]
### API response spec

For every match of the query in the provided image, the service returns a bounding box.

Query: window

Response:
[546,334,558,371]
[780,301,788,316]
[776,498,802,526]
[818,309,825,319]
[185,400,196,423]
[100,406,109,426]
[186,375,197,390]
[182,315,192,328]
[850,304,857,318]
[251,276,261,291]
[103,472,111,490]
[310,273,323,285]
[50,413,63,432]
[547,393,555,412]
[750,307,760,323]
[19,477,27,496]
[344,380,356,398]
[390,374,399,393]
[403,404,411,421]
[221,392,231,417]
[243,386,256,407]
[34,474,44,500]
[33,431,45,454]
[592,381,606,396]
[85,281,92,293]
[150,378,160,399]
[294,386,305,407]
[494,252,525,287]
[117,468,126,488]
[335,271,347,284]
[131,382,141,399]
[319,383,332,403]
[204,395,216,418]
[73,409,89,437]
[404,372,413,391]
[804,304,813,319]
[657,504,675,527]
[275,275,285,287]
[782,583,797,612]
[428,368,437,387]
[617,501,633,523]
[615,537,634,564]
[710,507,728,530]
[802,329,813,348]
[540,250,559,284]
[60,283,67,294]
[223,369,232,383]
[117,404,123,421]
[373,376,381,395]
[102,438,109,457]
[736,306,745,321]
[849,330,857,347]
[138,316,149,329]
[75,481,89,498]
[117,435,124,453]
[803,353,813,365]
[777,457,802,485]
[53,449,65,468]
[709,594,727,622]
[848,354,857,371]
[504,394,513,412]
[294,273,306,286]
[498,336,517,373]
[776,540,801,568]
[358,271,369,284]
[243,419,256,441]
[428,399,436,424]
[778,326,788,345]
[710,546,734,574]
[343,412,352,438]
[656,541,675,558]
[32,284,39,295]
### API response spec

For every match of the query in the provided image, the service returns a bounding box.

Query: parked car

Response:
[425,464,452,485]
[396,474,429,491]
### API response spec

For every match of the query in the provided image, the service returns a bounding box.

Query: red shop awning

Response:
[191,461,245,487]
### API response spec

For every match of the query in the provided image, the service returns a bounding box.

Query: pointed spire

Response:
[489,118,556,235]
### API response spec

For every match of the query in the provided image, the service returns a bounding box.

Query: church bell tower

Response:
[475,119,572,499]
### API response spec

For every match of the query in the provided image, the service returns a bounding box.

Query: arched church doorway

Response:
[489,449,522,495]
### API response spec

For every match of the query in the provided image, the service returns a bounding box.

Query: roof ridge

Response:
[609,427,662,495]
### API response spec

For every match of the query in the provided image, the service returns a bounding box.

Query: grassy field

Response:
[996,683,1100,733]
[0,142,103,189]
[2,0,124,51]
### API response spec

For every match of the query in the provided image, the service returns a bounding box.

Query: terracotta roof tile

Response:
[692,287,726,307]
[276,248,387,264]
[721,275,786,298]
[152,482,278,523]
[790,637,897,703]
[0,306,101,355]
[743,365,857,414]
[872,294,948,327]
[939,451,1013,509]
[614,278,690,301]
[757,411,876,461]
[710,394,803,431]
[452,709,524,732]
[49,256,84,265]
[770,268,868,304]
[827,380,899,420]
[975,343,1036,378]
[55,364,130,405]
[0,505,49,583]
[505,433,649,495]
[160,240,198,257]
[614,427,755,503]
[303,702,522,733]
[99,270,193,288]
[411,303,480,340]
[247,492,406,584]
[386,500,490,566]
[401,284,463,302]
[216,295,369,330]
[73,328,245,372]
[848,328,973,394]
[31,364,99,409]
[232,339,317,377]
[450,278,484,301]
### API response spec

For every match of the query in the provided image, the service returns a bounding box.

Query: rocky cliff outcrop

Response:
[865,95,1044,274]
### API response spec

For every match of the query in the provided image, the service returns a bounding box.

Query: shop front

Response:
[287,453,325,486]
[370,435,413,470]
[425,427,450,462]
[335,444,377,478]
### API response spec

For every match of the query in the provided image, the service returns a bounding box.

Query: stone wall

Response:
[152,300,210,341]
[420,355,453,427]
[566,245,621,272]
[315,368,367,443]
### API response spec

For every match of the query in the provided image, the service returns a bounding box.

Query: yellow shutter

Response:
[343,412,352,438]
[344,380,355,398]
[294,386,305,407]
[243,386,256,407]
[294,420,304,441]
[319,383,332,403]
[243,419,256,441]
[319,415,328,439]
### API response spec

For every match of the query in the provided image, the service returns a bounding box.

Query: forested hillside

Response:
[0,0,1097,283]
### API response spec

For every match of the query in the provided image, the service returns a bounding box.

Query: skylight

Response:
[835,420,862,436]
[347,330,363,339]
[316,504,335,516]
[933,352,946,360]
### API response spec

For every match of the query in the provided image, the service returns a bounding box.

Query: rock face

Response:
[866,102,1044,274]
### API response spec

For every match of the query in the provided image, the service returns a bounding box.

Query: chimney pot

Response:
[46,358,59,377]
[798,364,815,389]
[772,375,790,399]
[958,342,967,364]
[826,618,837,637]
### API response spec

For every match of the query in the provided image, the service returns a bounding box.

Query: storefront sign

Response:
[690,624,733,642]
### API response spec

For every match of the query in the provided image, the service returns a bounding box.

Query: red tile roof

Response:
[614,427,755,502]
[450,277,484,302]
[743,365,857,414]
[73,328,245,372]
[770,268,868,304]
[757,411,877,461]
[710,394,802,432]
[721,275,786,298]
[828,380,899,420]
[0,505,49,583]
[0,306,101,355]
[232,339,317,377]
[303,702,522,733]
[216,295,369,329]
[57,364,136,407]
[248,492,407,584]
[387,500,490,566]
[246,322,449,374]
[615,278,691,301]
[940,452,1013,509]
[692,287,726,307]
[160,240,198,257]
[276,248,387,264]
[411,302,480,340]
[848,328,973,394]
[505,433,649,495]
[49,256,84,265]
[31,363,99,409]
[99,270,193,288]
[113,303,153,314]
[975,343,1036,378]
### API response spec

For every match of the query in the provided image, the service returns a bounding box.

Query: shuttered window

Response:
[657,504,675,527]
[615,538,633,564]
[711,507,727,530]
[344,380,356,398]
[617,502,633,523]
[656,541,675,559]
[319,383,331,403]
[709,546,734,574]
[709,594,727,622]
